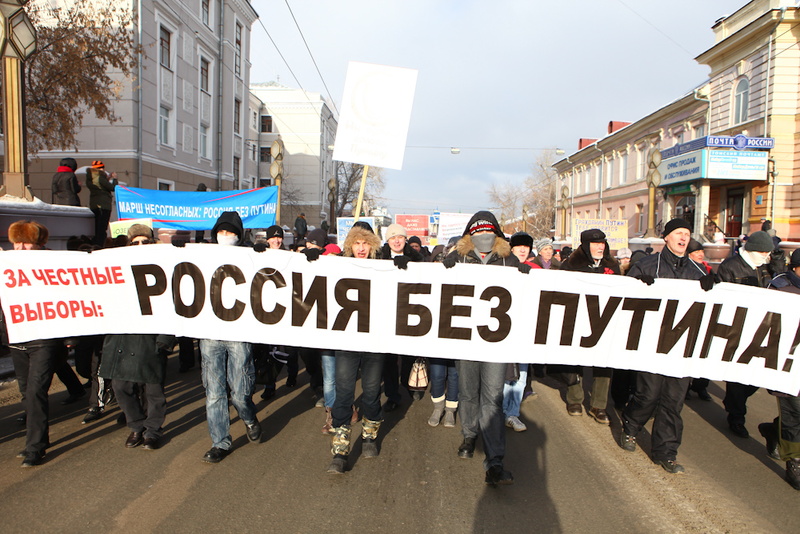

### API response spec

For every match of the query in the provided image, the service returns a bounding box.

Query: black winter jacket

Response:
[717,254,771,288]
[99,334,175,384]
[380,242,424,263]
[51,170,81,206]
[561,244,620,275]
[626,247,706,281]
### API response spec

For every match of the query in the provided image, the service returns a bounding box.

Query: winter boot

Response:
[786,458,800,490]
[321,407,333,435]
[444,403,457,428]
[361,417,382,458]
[428,401,445,427]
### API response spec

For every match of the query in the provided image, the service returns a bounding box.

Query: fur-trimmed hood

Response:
[455,234,512,259]
[343,225,382,259]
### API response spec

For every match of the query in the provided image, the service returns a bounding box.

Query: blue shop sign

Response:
[659,135,774,159]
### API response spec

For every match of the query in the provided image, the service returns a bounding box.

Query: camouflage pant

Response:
[331,425,352,456]
[331,418,383,456]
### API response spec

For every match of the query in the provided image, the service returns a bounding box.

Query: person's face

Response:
[129,236,152,246]
[511,245,530,264]
[352,239,371,259]
[267,236,283,249]
[388,235,406,254]
[409,242,421,252]
[619,257,631,266]
[664,228,691,256]
[589,242,605,260]
[13,242,38,250]
[540,247,553,262]
[688,249,705,263]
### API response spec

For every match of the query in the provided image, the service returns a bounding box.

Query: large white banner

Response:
[2,246,799,394]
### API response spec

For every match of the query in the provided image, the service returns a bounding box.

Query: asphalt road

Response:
[0,360,798,534]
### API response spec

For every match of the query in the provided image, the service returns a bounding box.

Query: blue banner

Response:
[115,186,278,230]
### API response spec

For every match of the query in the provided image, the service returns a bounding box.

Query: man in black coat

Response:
[620,218,712,474]
[380,223,424,411]
[718,230,774,438]
[560,229,620,424]
[761,249,800,490]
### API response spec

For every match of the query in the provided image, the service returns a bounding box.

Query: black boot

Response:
[458,437,476,459]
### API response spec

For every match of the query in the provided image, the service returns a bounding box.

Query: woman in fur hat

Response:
[7,221,63,466]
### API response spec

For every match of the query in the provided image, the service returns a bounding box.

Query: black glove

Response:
[518,263,531,274]
[442,256,457,269]
[393,256,410,270]
[699,273,716,292]
[172,240,186,248]
[253,242,267,253]
[637,274,655,286]
[302,248,322,262]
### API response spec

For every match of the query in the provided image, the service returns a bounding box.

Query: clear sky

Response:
[249,0,749,217]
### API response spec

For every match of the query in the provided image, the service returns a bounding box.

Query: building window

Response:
[159,106,170,145]
[234,99,241,134]
[200,125,209,159]
[202,0,210,26]
[694,124,705,138]
[618,205,626,221]
[260,115,272,133]
[259,178,272,188]
[233,156,240,181]
[252,110,257,130]
[606,158,614,189]
[638,147,648,180]
[619,152,628,185]
[637,204,645,233]
[157,179,175,191]
[251,144,257,161]
[733,78,749,125]
[260,147,271,163]
[200,58,209,93]
[160,26,171,70]
[234,22,242,77]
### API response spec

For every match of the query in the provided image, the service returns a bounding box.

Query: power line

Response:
[282,0,339,116]
[613,0,694,56]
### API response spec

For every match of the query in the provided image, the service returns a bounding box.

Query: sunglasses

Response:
[130,239,153,245]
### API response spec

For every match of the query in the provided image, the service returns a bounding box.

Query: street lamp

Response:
[0,0,37,199]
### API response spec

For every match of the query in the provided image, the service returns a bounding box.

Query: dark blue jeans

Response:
[429,358,458,402]
[332,351,384,427]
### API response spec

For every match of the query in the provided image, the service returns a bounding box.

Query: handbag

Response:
[408,358,429,390]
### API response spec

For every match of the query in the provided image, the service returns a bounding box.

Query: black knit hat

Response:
[306,228,327,247]
[662,218,691,237]
[463,210,504,238]
[266,225,284,239]
[509,232,533,249]
[744,231,774,252]
[686,238,703,254]
[790,249,800,268]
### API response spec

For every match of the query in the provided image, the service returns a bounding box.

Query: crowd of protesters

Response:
[2,205,800,491]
